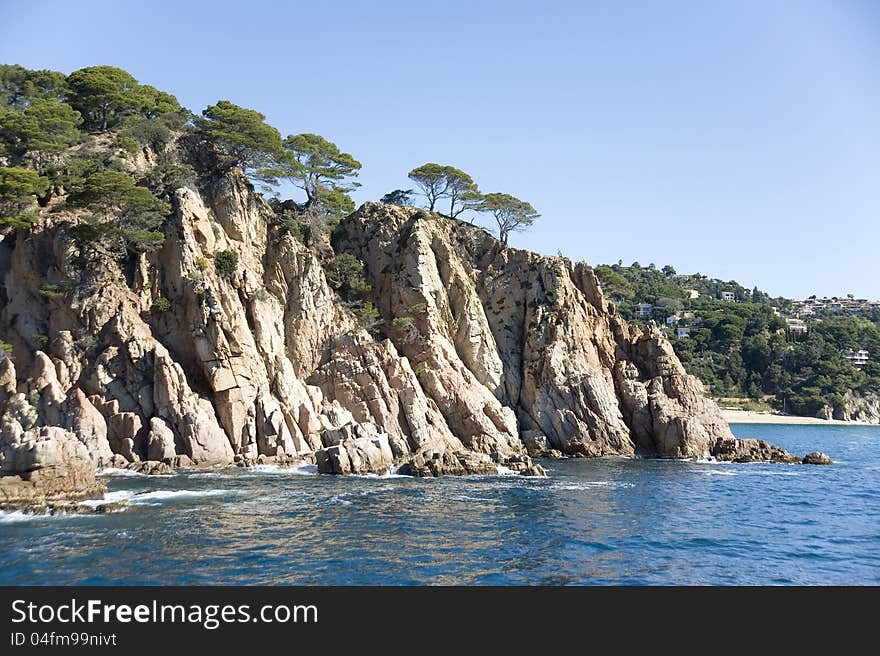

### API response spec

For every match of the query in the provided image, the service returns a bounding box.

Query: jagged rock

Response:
[399,448,499,477]
[146,417,176,462]
[62,388,114,467]
[316,433,395,475]
[711,437,800,463]
[127,460,173,475]
[803,452,833,465]
[0,426,105,508]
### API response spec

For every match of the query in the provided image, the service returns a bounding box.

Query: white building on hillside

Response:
[720,291,736,302]
[841,349,869,368]
[785,318,808,334]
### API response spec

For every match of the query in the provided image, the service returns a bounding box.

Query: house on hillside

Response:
[785,318,808,334]
[686,289,700,299]
[720,291,736,302]
[676,327,690,339]
[637,303,653,318]
[841,349,869,368]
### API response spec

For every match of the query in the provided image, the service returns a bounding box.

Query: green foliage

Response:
[194,257,208,272]
[67,171,168,254]
[66,66,145,132]
[31,333,49,347]
[120,114,171,150]
[274,133,361,203]
[474,192,539,244]
[0,338,12,357]
[38,283,75,298]
[380,189,415,205]
[352,300,383,337]
[195,100,282,173]
[594,265,634,301]
[603,262,880,414]
[151,296,172,313]
[144,161,196,197]
[112,133,139,154]
[1,65,67,108]
[0,166,49,229]
[323,253,365,293]
[0,98,83,157]
[408,303,428,315]
[214,249,239,279]
[407,163,479,216]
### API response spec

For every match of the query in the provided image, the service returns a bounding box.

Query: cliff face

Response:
[825,391,880,424]
[334,203,736,461]
[0,138,808,505]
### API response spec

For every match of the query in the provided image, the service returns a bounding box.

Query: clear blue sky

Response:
[2,0,878,298]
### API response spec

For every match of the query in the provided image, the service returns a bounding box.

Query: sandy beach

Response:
[722,409,878,426]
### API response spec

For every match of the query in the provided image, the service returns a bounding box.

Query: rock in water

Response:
[802,452,833,465]
[0,426,105,509]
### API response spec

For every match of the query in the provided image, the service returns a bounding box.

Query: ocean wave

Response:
[246,463,319,476]
[130,489,232,504]
[0,510,53,523]
[79,490,137,508]
[552,481,633,490]
[495,465,518,476]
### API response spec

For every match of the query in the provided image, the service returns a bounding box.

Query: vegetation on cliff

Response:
[596,263,880,417]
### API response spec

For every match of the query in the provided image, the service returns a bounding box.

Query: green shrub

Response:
[194,257,208,272]
[214,249,239,279]
[0,339,13,357]
[152,296,172,313]
[31,333,49,347]
[112,134,139,154]
[353,301,383,338]
[407,303,428,315]
[38,283,75,298]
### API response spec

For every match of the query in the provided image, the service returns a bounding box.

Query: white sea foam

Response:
[352,467,410,479]
[495,465,518,476]
[0,510,51,523]
[96,467,149,477]
[130,489,231,503]
[78,490,137,508]
[247,463,318,476]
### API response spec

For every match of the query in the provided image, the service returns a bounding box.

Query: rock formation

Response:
[0,133,820,507]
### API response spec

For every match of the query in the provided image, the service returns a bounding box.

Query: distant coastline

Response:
[722,409,878,426]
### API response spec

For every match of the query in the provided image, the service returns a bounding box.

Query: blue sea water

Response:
[1,423,878,585]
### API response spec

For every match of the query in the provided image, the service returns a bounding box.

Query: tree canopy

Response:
[67,171,168,254]
[277,133,361,205]
[0,166,49,229]
[66,66,147,131]
[0,65,67,108]
[380,189,415,205]
[407,163,478,215]
[0,98,83,157]
[196,100,282,173]
[443,167,478,217]
[475,192,540,244]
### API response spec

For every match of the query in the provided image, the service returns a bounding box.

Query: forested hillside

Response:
[595,263,880,418]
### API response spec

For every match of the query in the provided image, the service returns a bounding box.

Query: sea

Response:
[1,424,878,585]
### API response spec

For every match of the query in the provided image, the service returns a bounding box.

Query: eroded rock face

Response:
[334,203,740,461]
[0,141,815,506]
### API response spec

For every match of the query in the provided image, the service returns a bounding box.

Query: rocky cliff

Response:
[0,134,819,507]
[822,391,880,424]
